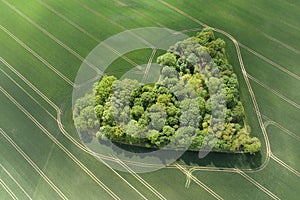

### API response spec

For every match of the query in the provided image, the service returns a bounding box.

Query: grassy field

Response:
[0,0,299,199]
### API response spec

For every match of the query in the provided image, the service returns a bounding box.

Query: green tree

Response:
[231,101,245,123]
[244,137,261,154]
[148,103,167,131]
[74,105,99,132]
[94,75,117,105]
[94,105,104,119]
[157,94,171,105]
[173,127,195,148]
[157,52,177,66]
[195,28,215,46]
[130,105,144,121]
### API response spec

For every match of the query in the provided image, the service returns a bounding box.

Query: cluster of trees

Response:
[73,28,261,154]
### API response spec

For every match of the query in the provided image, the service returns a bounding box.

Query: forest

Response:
[73,28,261,154]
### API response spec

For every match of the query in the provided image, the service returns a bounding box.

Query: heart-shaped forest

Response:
[73,28,261,154]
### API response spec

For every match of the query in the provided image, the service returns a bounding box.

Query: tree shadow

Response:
[178,150,262,169]
[100,141,262,169]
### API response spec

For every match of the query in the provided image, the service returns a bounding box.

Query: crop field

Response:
[0,0,299,199]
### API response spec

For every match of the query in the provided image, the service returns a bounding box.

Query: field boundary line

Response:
[91,152,148,200]
[112,155,166,200]
[37,0,142,71]
[0,128,68,200]
[175,163,223,200]
[263,121,300,177]
[263,116,300,141]
[260,32,300,55]
[142,48,157,82]
[236,169,280,200]
[0,164,32,200]
[248,74,300,110]
[280,20,300,32]
[0,88,120,200]
[0,24,75,87]
[0,178,18,200]
[188,166,237,173]
[157,0,208,28]
[37,0,156,72]
[0,57,58,110]
[270,153,300,178]
[73,0,155,48]
[249,3,300,32]
[0,67,57,121]
[206,0,300,55]
[0,40,205,171]
[239,43,300,81]
[114,0,169,29]
[41,142,55,172]
[95,0,300,86]
[1,0,101,74]
[1,0,271,171]
[180,27,202,33]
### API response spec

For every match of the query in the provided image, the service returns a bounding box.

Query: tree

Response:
[141,92,155,108]
[207,38,226,57]
[94,105,104,119]
[102,102,115,126]
[161,66,178,79]
[93,75,117,105]
[244,137,261,154]
[188,73,204,93]
[148,103,167,131]
[231,101,245,124]
[180,99,200,127]
[157,52,177,67]
[126,120,147,144]
[190,131,205,150]
[195,28,215,46]
[74,105,99,132]
[88,29,261,153]
[162,126,175,137]
[148,130,160,145]
[130,105,144,121]
[166,104,180,118]
[225,87,237,109]
[208,77,222,94]
[157,94,171,105]
[173,126,196,148]
[73,93,94,117]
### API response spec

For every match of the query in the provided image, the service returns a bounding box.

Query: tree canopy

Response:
[74,28,261,154]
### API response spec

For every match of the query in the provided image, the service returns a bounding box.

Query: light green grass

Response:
[267,125,300,169]
[0,69,158,199]
[248,159,300,199]
[1,0,299,199]
[193,170,271,200]
[241,48,300,105]
[250,79,300,135]
[138,168,216,200]
[0,166,31,199]
[0,182,15,200]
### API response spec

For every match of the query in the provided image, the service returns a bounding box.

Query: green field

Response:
[0,0,299,199]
